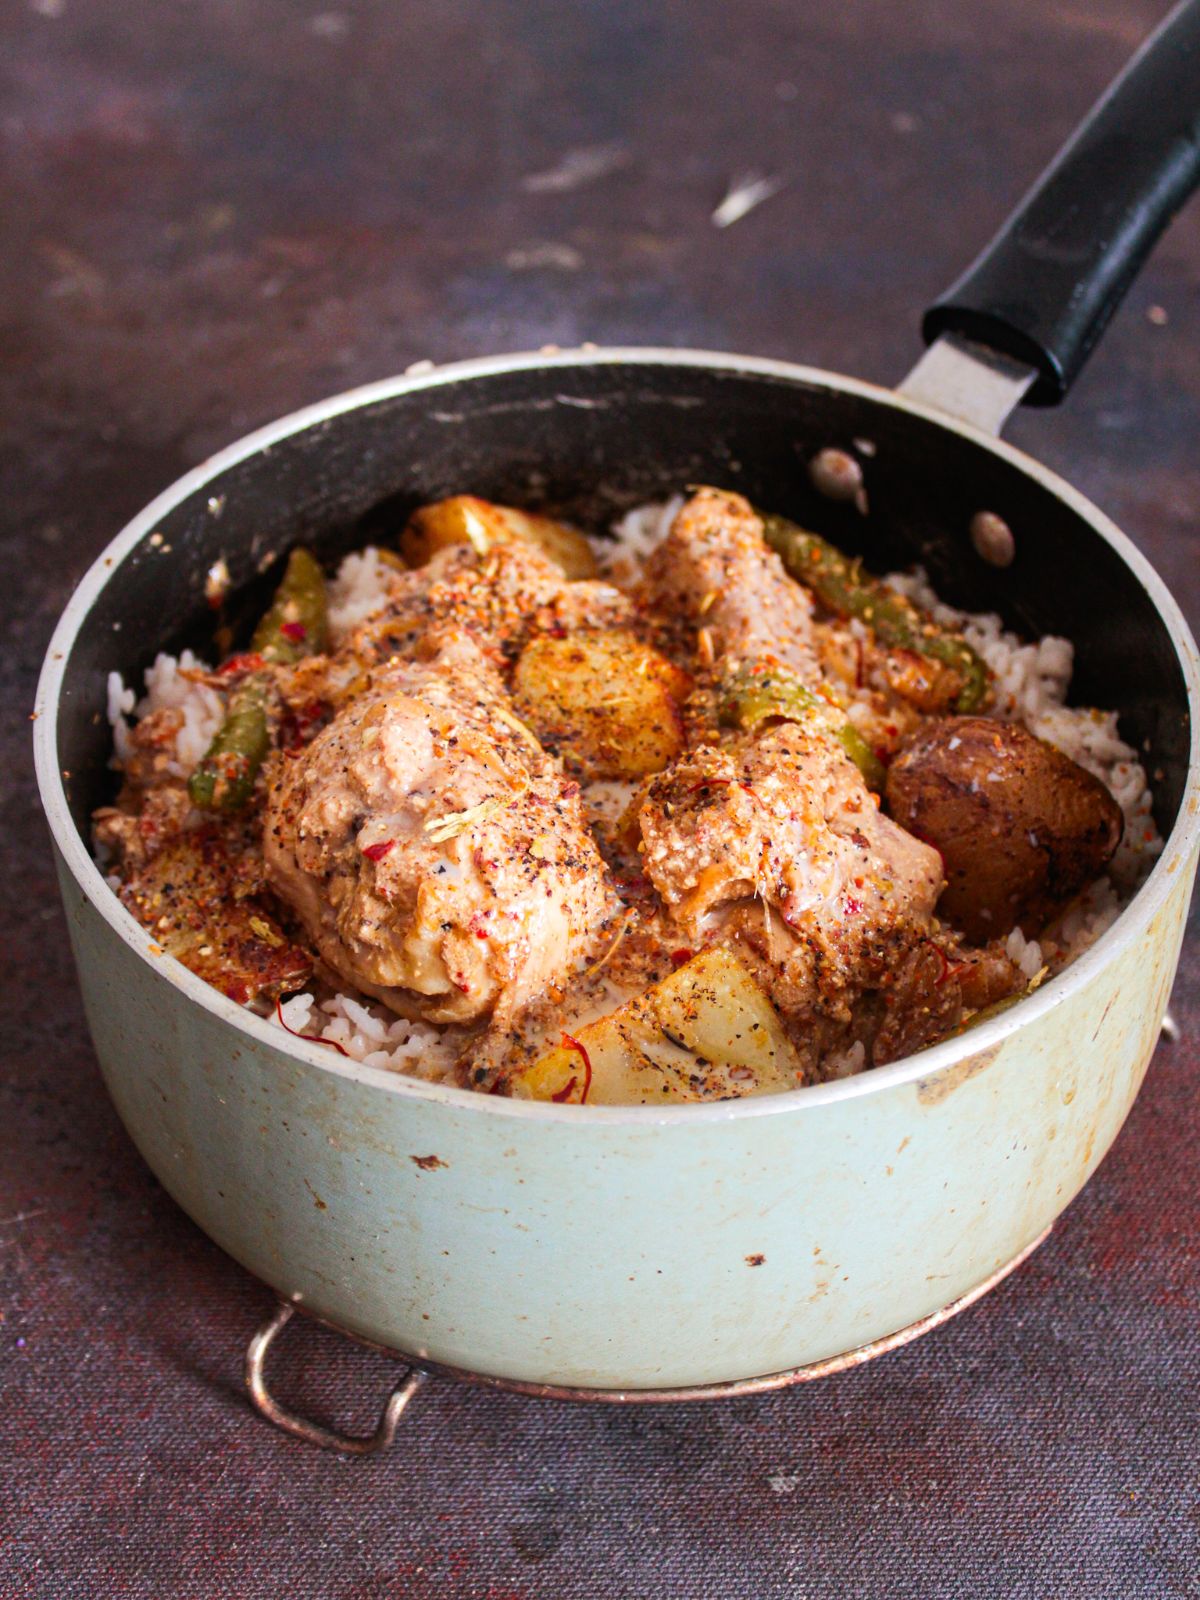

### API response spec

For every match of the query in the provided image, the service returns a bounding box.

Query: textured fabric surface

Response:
[3,1,1199,1594]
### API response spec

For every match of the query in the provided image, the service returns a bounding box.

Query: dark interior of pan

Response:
[55,360,1191,849]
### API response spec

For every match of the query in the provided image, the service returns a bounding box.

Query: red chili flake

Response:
[362,839,395,862]
[282,697,330,754]
[280,620,307,642]
[920,938,969,986]
[475,928,489,939]
[688,778,763,808]
[559,1032,593,1103]
[843,896,863,917]
[551,1075,578,1103]
[670,948,694,966]
[217,651,266,676]
[275,998,351,1056]
[614,873,650,894]
[907,823,946,872]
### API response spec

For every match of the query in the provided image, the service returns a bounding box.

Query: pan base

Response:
[244,1226,1051,1453]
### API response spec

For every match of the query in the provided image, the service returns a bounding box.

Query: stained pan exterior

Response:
[36,352,1200,1390]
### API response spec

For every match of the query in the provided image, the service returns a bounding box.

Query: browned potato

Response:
[510,947,804,1105]
[400,495,598,579]
[513,630,691,781]
[885,716,1123,941]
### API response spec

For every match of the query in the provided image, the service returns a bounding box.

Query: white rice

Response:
[597,495,685,583]
[106,650,225,777]
[277,991,459,1081]
[326,545,398,641]
[109,502,1164,1077]
[581,778,638,830]
[1004,924,1045,983]
[825,1039,867,1080]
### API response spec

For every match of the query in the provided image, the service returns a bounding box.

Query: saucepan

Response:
[33,1,1200,1449]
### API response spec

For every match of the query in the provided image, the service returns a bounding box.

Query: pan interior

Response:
[52,359,1191,845]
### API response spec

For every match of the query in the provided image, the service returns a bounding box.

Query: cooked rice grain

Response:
[277,991,460,1081]
[327,545,398,640]
[107,650,224,776]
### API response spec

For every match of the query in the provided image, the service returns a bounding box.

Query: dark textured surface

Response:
[3,2,1199,1595]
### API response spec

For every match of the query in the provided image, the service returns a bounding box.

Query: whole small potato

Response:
[885,716,1123,941]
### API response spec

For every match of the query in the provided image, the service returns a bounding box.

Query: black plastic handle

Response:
[923,0,1200,405]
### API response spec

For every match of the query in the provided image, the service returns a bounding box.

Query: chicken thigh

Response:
[264,633,618,1025]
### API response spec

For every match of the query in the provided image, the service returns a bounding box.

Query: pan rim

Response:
[33,345,1200,1126]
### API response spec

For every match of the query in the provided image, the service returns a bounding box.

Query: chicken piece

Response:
[637,724,943,1025]
[115,705,207,792]
[869,938,1027,1066]
[346,538,633,679]
[885,716,1123,940]
[263,633,619,1026]
[117,821,312,1006]
[94,784,196,873]
[641,487,816,675]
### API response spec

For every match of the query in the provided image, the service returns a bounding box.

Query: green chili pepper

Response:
[719,665,886,791]
[189,548,327,812]
[945,988,1029,1039]
[252,547,329,664]
[759,513,990,713]
[186,678,272,812]
[835,720,888,794]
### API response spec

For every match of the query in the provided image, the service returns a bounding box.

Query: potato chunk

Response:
[401,495,597,579]
[513,630,690,781]
[885,715,1123,941]
[510,947,804,1105]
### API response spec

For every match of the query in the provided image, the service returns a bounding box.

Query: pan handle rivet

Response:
[969,510,1015,568]
[808,447,864,503]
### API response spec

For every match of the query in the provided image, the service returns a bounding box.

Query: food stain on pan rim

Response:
[915,1041,1003,1105]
